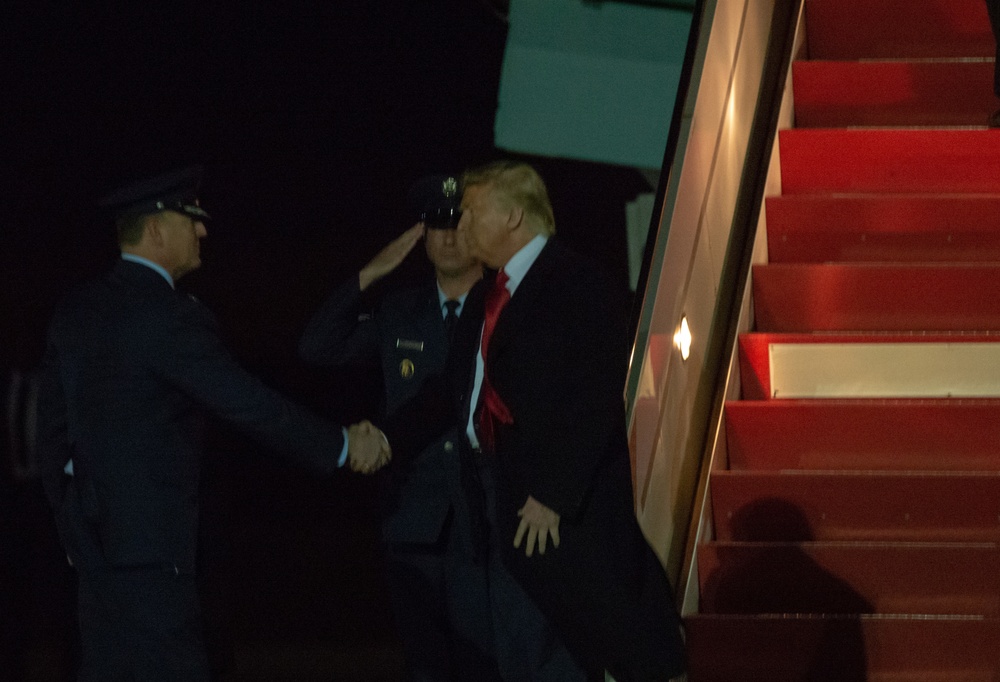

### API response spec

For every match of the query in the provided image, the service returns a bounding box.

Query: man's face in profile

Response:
[159,211,207,280]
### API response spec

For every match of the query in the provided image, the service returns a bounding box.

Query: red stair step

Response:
[726,400,1000,471]
[699,543,1000,616]
[752,263,1000,333]
[793,60,995,128]
[739,333,1000,400]
[686,615,1000,681]
[711,471,1000,543]
[697,3,1000,678]
[805,0,994,59]
[765,195,1000,263]
[779,130,1000,195]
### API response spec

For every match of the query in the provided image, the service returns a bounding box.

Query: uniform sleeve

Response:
[298,275,379,367]
[153,296,346,474]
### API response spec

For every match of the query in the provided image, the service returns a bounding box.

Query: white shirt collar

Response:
[121,253,174,288]
[501,234,548,296]
[436,284,469,318]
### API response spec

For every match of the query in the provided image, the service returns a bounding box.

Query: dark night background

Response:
[1,2,655,679]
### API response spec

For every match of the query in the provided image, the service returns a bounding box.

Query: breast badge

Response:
[400,358,415,379]
[396,338,424,352]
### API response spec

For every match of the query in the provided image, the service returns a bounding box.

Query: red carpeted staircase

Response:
[685,0,1000,678]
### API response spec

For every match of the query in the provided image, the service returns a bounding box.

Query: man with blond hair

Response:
[385,160,685,681]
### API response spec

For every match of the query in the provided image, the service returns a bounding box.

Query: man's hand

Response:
[358,223,425,291]
[513,495,561,557]
[347,420,391,474]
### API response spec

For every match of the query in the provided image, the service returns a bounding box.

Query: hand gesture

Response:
[358,223,425,291]
[347,420,391,474]
[513,495,561,557]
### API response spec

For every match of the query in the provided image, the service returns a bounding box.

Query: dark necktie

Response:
[476,270,513,451]
[443,299,460,342]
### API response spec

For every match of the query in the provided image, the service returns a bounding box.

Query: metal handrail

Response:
[673,0,805,608]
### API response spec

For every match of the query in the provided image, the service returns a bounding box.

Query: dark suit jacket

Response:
[36,259,344,575]
[298,277,461,545]
[386,239,685,678]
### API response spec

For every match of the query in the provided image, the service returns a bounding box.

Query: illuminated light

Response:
[674,316,692,361]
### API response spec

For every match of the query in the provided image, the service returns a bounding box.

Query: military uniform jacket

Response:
[299,276,461,545]
[37,259,344,575]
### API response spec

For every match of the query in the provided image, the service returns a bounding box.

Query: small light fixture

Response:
[674,316,692,361]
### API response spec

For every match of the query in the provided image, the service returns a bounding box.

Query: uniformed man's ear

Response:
[145,215,165,246]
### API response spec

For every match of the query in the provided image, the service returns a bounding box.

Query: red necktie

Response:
[476,270,513,451]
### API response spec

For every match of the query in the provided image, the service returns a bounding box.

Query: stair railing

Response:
[624,0,805,608]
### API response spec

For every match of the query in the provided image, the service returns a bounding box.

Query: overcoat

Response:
[386,239,686,679]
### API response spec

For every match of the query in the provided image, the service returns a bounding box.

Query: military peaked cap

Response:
[100,166,211,221]
[406,174,461,229]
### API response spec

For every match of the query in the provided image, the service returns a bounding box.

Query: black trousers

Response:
[385,527,503,682]
[76,564,210,682]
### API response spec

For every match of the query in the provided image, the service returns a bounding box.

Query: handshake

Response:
[347,420,392,474]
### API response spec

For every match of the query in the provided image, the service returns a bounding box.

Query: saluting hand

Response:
[514,495,561,557]
[358,223,425,291]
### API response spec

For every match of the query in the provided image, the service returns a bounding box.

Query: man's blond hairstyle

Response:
[461,160,556,236]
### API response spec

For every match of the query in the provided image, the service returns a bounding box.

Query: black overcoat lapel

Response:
[486,239,560,365]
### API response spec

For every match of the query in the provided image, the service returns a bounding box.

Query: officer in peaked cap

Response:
[37,164,390,680]
[100,165,212,223]
[300,174,500,680]
[95,166,212,284]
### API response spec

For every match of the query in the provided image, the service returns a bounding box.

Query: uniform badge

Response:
[396,338,424,352]
[400,359,415,379]
[442,177,458,197]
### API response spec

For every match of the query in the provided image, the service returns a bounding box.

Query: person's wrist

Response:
[358,267,376,291]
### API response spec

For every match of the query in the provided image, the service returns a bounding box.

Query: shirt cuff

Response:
[338,427,349,468]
